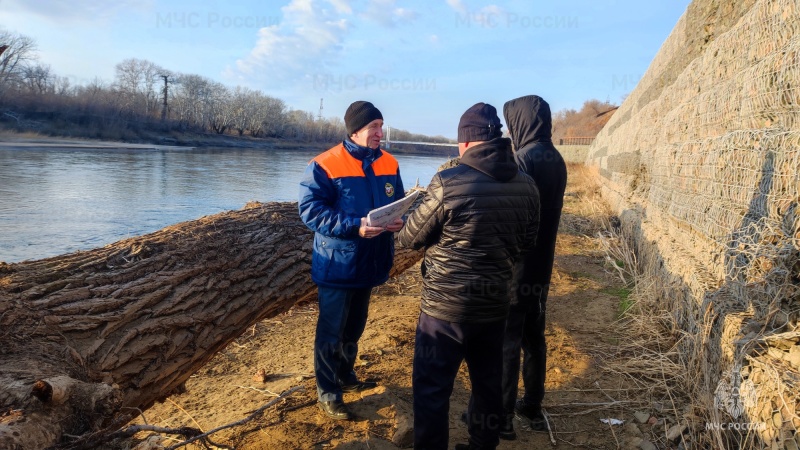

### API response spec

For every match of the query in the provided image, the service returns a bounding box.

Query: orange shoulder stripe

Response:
[372,150,399,176]
[312,146,399,178]
[313,145,364,178]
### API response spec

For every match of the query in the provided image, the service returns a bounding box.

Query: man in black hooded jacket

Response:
[398,102,540,450]
[500,95,567,437]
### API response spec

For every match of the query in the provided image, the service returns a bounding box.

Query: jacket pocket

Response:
[312,235,358,284]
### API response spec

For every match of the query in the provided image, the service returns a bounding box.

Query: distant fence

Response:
[558,136,595,146]
[382,139,458,149]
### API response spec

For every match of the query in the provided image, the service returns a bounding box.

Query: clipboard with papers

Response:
[366,190,421,228]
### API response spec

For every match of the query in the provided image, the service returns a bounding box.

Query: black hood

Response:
[503,95,552,150]
[459,137,519,182]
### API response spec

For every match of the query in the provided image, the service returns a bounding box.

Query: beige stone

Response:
[788,345,800,369]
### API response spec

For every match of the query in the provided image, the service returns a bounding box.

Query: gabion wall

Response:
[587,1,799,447]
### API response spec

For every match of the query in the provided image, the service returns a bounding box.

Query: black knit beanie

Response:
[344,101,383,135]
[457,102,503,143]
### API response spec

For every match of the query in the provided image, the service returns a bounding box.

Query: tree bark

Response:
[0,200,423,449]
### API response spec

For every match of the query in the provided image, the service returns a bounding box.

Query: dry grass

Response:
[560,164,617,237]
[594,213,800,449]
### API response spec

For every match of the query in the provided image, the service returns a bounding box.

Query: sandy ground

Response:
[125,170,667,450]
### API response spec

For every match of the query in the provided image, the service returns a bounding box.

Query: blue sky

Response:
[1,0,691,138]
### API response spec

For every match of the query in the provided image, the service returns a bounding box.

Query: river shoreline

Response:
[0,129,313,152]
[0,129,453,156]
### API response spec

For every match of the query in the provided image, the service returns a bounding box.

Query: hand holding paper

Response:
[366,190,420,228]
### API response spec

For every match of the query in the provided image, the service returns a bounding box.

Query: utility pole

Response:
[160,74,170,121]
[318,98,323,121]
[386,125,391,150]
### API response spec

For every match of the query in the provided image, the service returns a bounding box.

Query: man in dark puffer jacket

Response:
[501,95,567,437]
[398,103,540,450]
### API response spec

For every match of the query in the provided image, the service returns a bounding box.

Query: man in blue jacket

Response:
[299,101,405,420]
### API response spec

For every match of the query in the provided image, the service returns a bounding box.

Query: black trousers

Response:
[413,312,504,450]
[501,292,547,414]
[501,207,561,415]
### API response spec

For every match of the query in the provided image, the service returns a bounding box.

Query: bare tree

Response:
[113,58,165,117]
[259,96,287,137]
[21,63,53,95]
[170,73,214,130]
[230,86,256,136]
[205,81,233,134]
[0,29,37,95]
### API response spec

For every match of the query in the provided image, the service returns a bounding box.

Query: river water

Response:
[0,146,451,263]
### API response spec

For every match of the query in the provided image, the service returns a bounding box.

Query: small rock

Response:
[634,411,650,424]
[132,436,164,450]
[788,345,800,369]
[392,410,414,448]
[647,416,658,425]
[652,402,664,412]
[666,423,686,441]
[773,411,783,428]
[639,440,657,450]
[553,367,563,375]
[623,422,643,437]
[626,436,643,448]
[768,347,787,361]
[252,368,268,383]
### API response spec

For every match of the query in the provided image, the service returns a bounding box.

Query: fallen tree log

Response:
[0,200,423,449]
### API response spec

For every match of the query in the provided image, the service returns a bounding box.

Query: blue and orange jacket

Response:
[299,139,404,288]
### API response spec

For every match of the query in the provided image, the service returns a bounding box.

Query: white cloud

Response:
[229,0,419,90]
[328,0,352,14]
[393,7,419,23]
[229,0,350,87]
[445,0,467,15]
[479,5,504,16]
[360,0,419,27]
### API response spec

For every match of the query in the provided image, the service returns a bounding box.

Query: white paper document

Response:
[366,190,421,228]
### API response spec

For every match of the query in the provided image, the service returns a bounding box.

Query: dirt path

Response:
[130,168,661,450]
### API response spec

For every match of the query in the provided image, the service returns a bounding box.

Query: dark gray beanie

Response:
[457,102,503,143]
[344,101,383,135]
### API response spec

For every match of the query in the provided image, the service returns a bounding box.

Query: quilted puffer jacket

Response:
[397,137,540,323]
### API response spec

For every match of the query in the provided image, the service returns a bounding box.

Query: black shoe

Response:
[461,411,515,440]
[341,380,378,392]
[453,444,476,450]
[318,400,352,420]
[499,415,517,440]
[515,400,547,432]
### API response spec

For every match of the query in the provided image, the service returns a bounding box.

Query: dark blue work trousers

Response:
[413,312,504,450]
[314,286,372,402]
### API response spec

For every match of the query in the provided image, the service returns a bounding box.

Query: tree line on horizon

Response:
[0,29,614,152]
